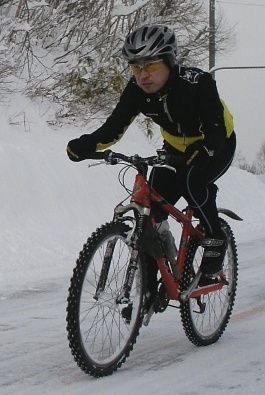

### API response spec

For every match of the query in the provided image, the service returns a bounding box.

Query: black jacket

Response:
[91,65,233,154]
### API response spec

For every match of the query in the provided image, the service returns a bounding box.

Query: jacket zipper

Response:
[160,94,173,123]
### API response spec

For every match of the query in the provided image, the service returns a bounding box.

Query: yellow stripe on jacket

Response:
[161,98,234,152]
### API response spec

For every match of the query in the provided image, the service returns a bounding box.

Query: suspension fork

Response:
[93,238,118,300]
[116,213,150,304]
[96,171,152,304]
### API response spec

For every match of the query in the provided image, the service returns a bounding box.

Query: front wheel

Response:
[66,221,145,377]
[180,218,238,346]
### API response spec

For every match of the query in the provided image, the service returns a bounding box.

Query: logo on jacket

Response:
[181,70,203,84]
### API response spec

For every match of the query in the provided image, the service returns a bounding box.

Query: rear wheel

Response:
[180,218,238,346]
[66,221,145,377]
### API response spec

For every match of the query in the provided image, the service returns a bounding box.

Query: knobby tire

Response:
[66,221,145,377]
[180,218,238,346]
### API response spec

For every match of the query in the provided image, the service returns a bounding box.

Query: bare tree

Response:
[0,0,235,119]
[0,0,11,6]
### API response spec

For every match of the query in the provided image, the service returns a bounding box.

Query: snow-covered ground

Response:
[1,93,265,394]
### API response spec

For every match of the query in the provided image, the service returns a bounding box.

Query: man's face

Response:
[130,58,170,94]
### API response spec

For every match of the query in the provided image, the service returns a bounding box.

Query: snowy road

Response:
[1,239,265,395]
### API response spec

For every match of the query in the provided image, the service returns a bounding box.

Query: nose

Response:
[138,68,149,79]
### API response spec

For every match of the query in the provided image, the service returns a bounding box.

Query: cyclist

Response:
[67,24,236,289]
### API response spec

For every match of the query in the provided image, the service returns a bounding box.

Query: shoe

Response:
[121,292,155,324]
[200,231,226,275]
[198,273,220,287]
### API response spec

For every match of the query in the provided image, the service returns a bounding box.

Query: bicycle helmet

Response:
[122,24,177,68]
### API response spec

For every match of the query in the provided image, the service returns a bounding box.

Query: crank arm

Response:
[179,271,202,302]
[142,304,155,326]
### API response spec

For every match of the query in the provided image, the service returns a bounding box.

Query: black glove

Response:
[184,141,214,167]
[66,134,97,162]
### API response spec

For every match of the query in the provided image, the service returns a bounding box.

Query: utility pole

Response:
[209,0,216,78]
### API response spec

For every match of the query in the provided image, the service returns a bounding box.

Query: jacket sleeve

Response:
[90,79,140,151]
[197,73,227,153]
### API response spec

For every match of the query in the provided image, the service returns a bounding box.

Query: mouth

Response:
[141,82,152,88]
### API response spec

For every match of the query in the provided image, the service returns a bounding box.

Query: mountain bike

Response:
[66,149,242,377]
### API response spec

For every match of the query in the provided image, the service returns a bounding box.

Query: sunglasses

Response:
[130,59,163,74]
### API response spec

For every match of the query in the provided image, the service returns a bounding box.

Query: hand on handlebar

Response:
[67,134,97,162]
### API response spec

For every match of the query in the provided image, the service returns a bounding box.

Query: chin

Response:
[141,85,157,94]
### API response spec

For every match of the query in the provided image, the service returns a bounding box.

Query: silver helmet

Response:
[122,24,177,64]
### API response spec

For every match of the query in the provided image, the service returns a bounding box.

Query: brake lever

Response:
[153,149,177,172]
[87,160,105,168]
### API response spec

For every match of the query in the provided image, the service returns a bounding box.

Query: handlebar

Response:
[87,150,156,165]
[87,149,184,169]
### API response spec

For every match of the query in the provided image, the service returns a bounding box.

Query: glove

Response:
[184,141,214,167]
[66,134,97,162]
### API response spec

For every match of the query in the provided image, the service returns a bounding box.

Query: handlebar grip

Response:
[86,150,112,160]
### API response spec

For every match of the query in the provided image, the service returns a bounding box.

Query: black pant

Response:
[149,132,236,236]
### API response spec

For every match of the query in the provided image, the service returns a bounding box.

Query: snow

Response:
[13,22,32,32]
[1,91,265,394]
[112,0,151,16]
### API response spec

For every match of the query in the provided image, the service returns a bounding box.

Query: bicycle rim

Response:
[180,219,238,346]
[66,222,144,376]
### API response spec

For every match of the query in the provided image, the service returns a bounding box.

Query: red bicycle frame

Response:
[130,172,226,301]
